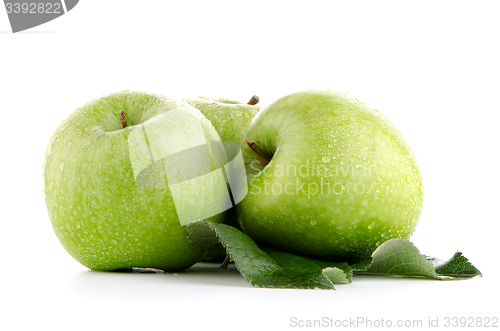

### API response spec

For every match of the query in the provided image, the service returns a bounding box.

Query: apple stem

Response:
[247,95,259,105]
[120,111,128,128]
[246,139,273,166]
[220,255,231,270]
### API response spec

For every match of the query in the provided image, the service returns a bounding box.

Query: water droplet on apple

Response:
[322,156,331,163]
[390,160,394,166]
[310,220,317,226]
[406,176,411,182]
[328,144,333,148]
[110,239,118,245]
[59,162,65,171]
[368,222,375,229]
[253,206,259,212]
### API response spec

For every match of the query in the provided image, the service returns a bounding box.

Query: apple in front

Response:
[43,91,229,271]
[237,90,424,263]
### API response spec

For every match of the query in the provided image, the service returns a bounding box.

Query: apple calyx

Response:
[246,139,273,167]
[247,95,259,105]
[120,111,128,128]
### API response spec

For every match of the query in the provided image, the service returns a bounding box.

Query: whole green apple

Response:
[43,91,229,271]
[183,96,260,144]
[237,90,424,263]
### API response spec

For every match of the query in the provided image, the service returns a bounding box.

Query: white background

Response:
[1,1,499,330]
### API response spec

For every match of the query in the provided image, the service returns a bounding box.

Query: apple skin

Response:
[43,91,226,271]
[184,96,260,232]
[183,97,259,144]
[236,90,424,263]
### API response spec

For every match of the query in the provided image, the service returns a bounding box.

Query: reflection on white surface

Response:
[69,263,249,296]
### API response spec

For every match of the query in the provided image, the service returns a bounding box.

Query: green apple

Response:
[43,91,229,271]
[183,96,260,144]
[237,89,424,263]
[184,96,260,234]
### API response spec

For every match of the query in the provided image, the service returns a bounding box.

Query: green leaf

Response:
[264,248,352,285]
[434,252,482,279]
[188,222,481,288]
[350,257,373,272]
[358,238,481,280]
[363,238,439,278]
[187,220,279,286]
[187,220,353,289]
[186,221,220,252]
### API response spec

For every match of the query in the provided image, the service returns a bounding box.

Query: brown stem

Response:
[246,139,273,166]
[220,255,231,270]
[247,95,259,105]
[120,111,128,128]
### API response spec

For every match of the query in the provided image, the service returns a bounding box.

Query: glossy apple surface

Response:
[43,91,226,271]
[184,97,259,144]
[237,90,424,263]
